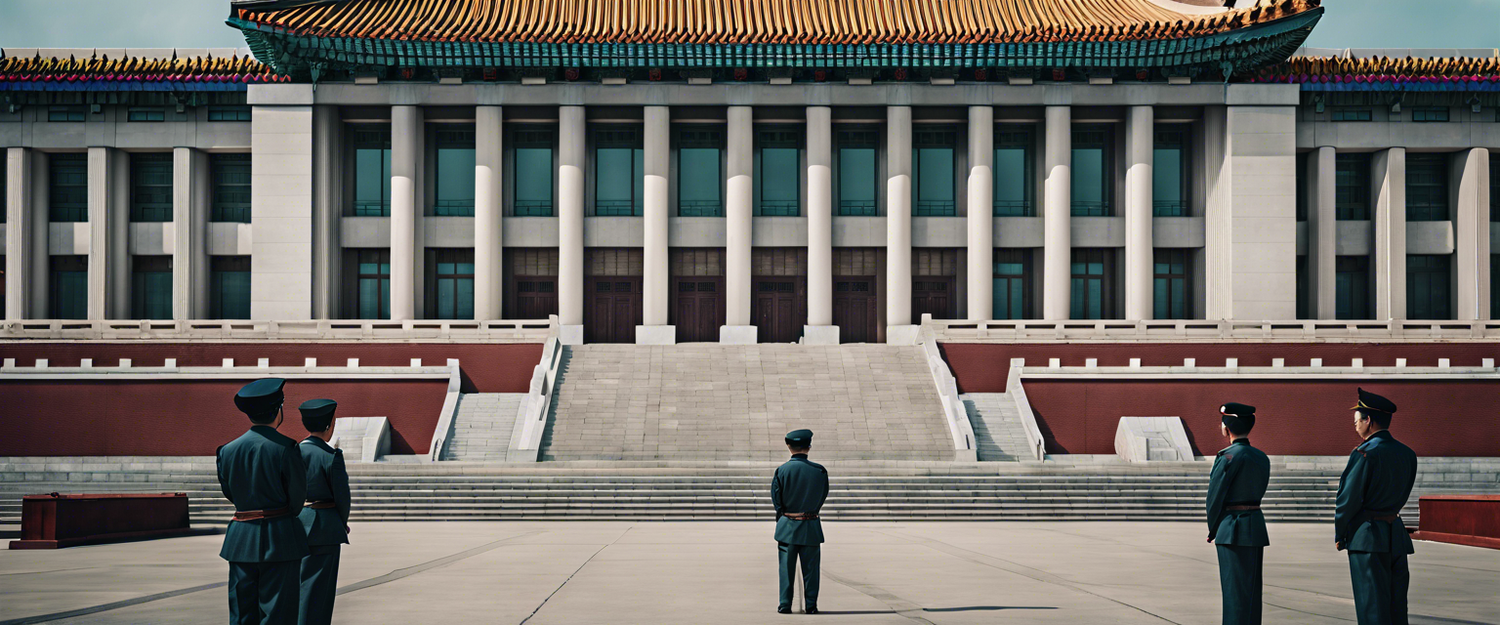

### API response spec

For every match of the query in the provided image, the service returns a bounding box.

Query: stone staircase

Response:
[961,393,1033,461]
[539,344,954,462]
[439,393,526,461]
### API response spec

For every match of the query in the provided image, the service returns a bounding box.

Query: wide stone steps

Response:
[440,393,525,461]
[962,393,1033,461]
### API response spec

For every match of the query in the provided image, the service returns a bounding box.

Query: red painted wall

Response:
[1024,379,1500,457]
[0,379,448,456]
[0,343,542,393]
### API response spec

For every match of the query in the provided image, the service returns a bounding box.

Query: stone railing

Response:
[506,332,566,462]
[916,325,979,461]
[0,356,460,381]
[0,318,555,342]
[926,318,1500,343]
[1011,356,1500,379]
[1003,359,1049,461]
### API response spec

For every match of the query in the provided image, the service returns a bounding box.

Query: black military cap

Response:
[1351,388,1397,415]
[785,429,814,446]
[1220,402,1256,430]
[234,378,286,417]
[299,398,338,432]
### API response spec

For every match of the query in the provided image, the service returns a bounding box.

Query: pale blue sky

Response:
[0,0,1495,50]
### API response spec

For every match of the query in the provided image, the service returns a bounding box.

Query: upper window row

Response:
[45,105,250,122]
[1328,107,1453,123]
[43,153,251,224]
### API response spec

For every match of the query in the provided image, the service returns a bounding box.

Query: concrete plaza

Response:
[1,522,1496,624]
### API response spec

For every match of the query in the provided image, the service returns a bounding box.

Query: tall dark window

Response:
[1152,126,1190,217]
[129,153,173,222]
[211,153,252,223]
[429,249,475,320]
[992,249,1032,320]
[676,127,723,217]
[1406,254,1452,320]
[49,256,88,319]
[1335,153,1371,220]
[1153,249,1191,319]
[594,126,643,216]
[1071,125,1113,216]
[1296,254,1310,319]
[1296,152,1308,222]
[1336,256,1371,320]
[1070,248,1115,319]
[512,127,555,216]
[210,256,251,319]
[352,126,392,216]
[1490,158,1498,221]
[835,128,878,216]
[49,153,89,222]
[754,127,801,216]
[350,249,391,319]
[1492,255,1499,320]
[434,128,476,216]
[131,256,172,319]
[911,126,956,216]
[1406,154,1448,222]
[993,126,1034,216]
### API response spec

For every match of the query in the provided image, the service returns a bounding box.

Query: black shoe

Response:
[777,606,792,614]
[805,607,818,615]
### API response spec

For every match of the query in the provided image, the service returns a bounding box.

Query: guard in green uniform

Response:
[218,378,309,625]
[1206,402,1271,625]
[771,429,828,615]
[1336,388,1417,625]
[295,399,351,625]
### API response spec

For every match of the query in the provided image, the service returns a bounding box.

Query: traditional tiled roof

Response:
[0,52,287,92]
[1251,55,1500,92]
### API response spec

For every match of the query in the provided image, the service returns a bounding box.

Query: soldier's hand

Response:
[1206,536,1214,543]
[1335,540,1345,551]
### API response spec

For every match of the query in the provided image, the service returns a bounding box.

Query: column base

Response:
[801,325,840,345]
[558,324,584,345]
[886,325,922,345]
[635,325,677,345]
[719,325,758,344]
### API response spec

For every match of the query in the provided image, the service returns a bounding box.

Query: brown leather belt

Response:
[1226,505,1261,511]
[306,500,337,510]
[232,507,289,522]
[783,512,819,521]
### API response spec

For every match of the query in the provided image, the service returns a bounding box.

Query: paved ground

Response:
[1,522,1496,624]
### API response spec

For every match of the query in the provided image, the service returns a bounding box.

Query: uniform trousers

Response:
[298,545,341,625]
[777,542,820,610]
[1348,551,1410,625]
[1215,544,1263,625]
[229,560,301,625]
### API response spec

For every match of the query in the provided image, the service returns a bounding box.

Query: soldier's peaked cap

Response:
[785,429,813,446]
[1220,401,1256,429]
[298,398,337,419]
[234,378,286,416]
[1351,388,1397,415]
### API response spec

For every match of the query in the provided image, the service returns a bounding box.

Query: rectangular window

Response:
[130,256,172,319]
[1406,153,1449,221]
[434,128,476,216]
[207,106,251,122]
[130,153,173,222]
[1296,152,1308,222]
[1335,153,1372,220]
[836,128,879,216]
[1406,254,1452,319]
[594,126,643,216]
[1071,125,1113,217]
[48,106,86,122]
[1153,249,1191,319]
[1493,255,1499,320]
[429,249,475,320]
[49,256,88,319]
[49,153,89,222]
[676,127,723,217]
[352,127,392,216]
[1491,158,1498,222]
[1152,126,1190,217]
[1331,108,1372,122]
[210,256,251,319]
[512,127,555,216]
[1070,248,1116,319]
[1296,254,1310,319]
[754,127,801,216]
[1412,107,1449,123]
[127,108,165,122]
[911,127,956,216]
[993,126,1034,217]
[992,249,1032,320]
[352,249,391,320]
[1335,256,1371,320]
[211,153,252,223]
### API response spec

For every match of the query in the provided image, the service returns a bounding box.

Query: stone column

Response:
[722,105,755,343]
[390,105,422,321]
[558,105,586,339]
[885,106,915,343]
[1307,146,1337,318]
[28,152,48,318]
[1455,147,1491,320]
[87,147,122,319]
[250,102,315,320]
[1373,147,1406,320]
[474,105,505,323]
[1124,105,1153,320]
[639,105,673,343]
[5,148,32,318]
[1042,106,1071,320]
[312,105,342,320]
[804,106,837,344]
[966,106,994,322]
[171,147,208,320]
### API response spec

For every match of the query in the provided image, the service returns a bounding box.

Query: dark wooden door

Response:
[753,278,805,343]
[833,277,877,343]
[911,276,955,321]
[509,276,559,320]
[671,277,724,343]
[585,277,642,344]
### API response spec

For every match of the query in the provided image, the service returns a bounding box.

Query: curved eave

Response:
[228,7,1320,79]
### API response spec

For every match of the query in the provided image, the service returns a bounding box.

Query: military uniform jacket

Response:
[298,437,352,546]
[217,425,310,562]
[1206,438,1271,546]
[772,454,829,545]
[1335,430,1417,554]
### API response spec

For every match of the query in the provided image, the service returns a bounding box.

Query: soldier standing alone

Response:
[771,429,828,615]
[218,378,309,625]
[1205,402,1271,625]
[296,399,351,625]
[1336,388,1417,625]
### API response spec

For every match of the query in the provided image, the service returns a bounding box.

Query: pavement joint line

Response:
[820,569,935,624]
[517,524,633,625]
[0,581,228,625]
[336,530,544,597]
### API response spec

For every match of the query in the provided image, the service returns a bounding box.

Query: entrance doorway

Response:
[911,277,955,321]
[753,278,805,343]
[672,277,724,342]
[833,277,878,343]
[585,277,642,343]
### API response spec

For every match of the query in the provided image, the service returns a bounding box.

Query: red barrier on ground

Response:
[9,493,211,549]
[1411,495,1500,550]
[0,379,448,456]
[1023,379,1500,456]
